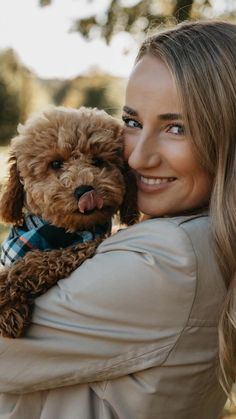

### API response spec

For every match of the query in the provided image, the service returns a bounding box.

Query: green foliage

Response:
[74,0,171,43]
[40,0,214,44]
[173,0,194,21]
[0,80,19,142]
[0,49,33,145]
[39,0,51,6]
[53,80,71,105]
[75,0,215,43]
[0,49,21,144]
[46,72,125,116]
[0,51,125,149]
[83,86,107,109]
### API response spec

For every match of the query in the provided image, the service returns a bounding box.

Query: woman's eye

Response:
[167,124,185,136]
[49,160,63,170]
[122,116,142,129]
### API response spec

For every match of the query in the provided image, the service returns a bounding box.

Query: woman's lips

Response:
[137,174,177,192]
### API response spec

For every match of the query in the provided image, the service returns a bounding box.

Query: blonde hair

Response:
[136,20,236,396]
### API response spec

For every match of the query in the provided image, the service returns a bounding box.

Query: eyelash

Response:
[122,116,142,129]
[122,115,185,136]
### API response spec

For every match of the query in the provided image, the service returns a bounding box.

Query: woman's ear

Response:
[119,163,140,226]
[0,154,24,225]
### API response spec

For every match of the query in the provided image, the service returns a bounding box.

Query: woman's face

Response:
[123,54,212,217]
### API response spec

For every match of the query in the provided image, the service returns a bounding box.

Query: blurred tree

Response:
[51,71,122,116]
[0,49,33,145]
[83,86,107,109]
[53,80,72,106]
[174,0,194,21]
[39,0,212,43]
[39,0,51,5]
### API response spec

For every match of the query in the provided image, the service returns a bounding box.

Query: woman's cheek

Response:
[124,133,133,160]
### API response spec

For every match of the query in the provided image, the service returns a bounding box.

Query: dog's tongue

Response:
[78,190,104,213]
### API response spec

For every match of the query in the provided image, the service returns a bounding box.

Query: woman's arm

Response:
[0,218,197,394]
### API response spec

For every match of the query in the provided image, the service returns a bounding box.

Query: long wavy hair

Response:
[136,20,236,396]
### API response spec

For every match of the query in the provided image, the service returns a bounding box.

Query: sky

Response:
[0,0,235,80]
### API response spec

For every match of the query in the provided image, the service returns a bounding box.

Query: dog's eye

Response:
[49,160,63,170]
[92,157,104,167]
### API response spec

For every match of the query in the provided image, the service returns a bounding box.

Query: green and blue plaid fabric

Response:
[1,214,110,267]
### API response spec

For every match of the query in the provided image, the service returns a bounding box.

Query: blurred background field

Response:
[0,146,9,244]
[1,0,236,415]
[1,0,236,147]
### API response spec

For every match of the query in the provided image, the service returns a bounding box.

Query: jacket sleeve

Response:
[0,219,197,394]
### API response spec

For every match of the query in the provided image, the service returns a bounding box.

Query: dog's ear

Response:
[0,154,24,225]
[118,163,140,226]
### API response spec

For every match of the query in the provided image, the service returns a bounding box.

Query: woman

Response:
[0,20,234,419]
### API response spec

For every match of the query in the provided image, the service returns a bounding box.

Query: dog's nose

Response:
[74,185,94,200]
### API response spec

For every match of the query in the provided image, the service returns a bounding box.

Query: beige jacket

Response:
[0,214,227,419]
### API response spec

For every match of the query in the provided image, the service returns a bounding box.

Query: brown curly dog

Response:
[0,106,139,338]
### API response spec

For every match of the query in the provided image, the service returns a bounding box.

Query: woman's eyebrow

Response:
[159,113,183,120]
[122,107,183,121]
[122,106,138,116]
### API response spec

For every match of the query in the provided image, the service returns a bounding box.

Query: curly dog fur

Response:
[0,106,139,338]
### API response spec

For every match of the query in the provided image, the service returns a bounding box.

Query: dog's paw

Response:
[5,255,43,299]
[0,301,33,338]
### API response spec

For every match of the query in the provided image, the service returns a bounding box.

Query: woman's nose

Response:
[127,134,161,171]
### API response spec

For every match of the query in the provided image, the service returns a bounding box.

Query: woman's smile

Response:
[137,174,177,191]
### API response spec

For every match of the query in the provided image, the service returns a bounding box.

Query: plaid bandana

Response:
[1,214,111,267]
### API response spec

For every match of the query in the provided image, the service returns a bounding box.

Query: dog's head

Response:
[0,106,139,232]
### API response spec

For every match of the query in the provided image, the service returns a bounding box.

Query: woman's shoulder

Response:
[99,212,210,258]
